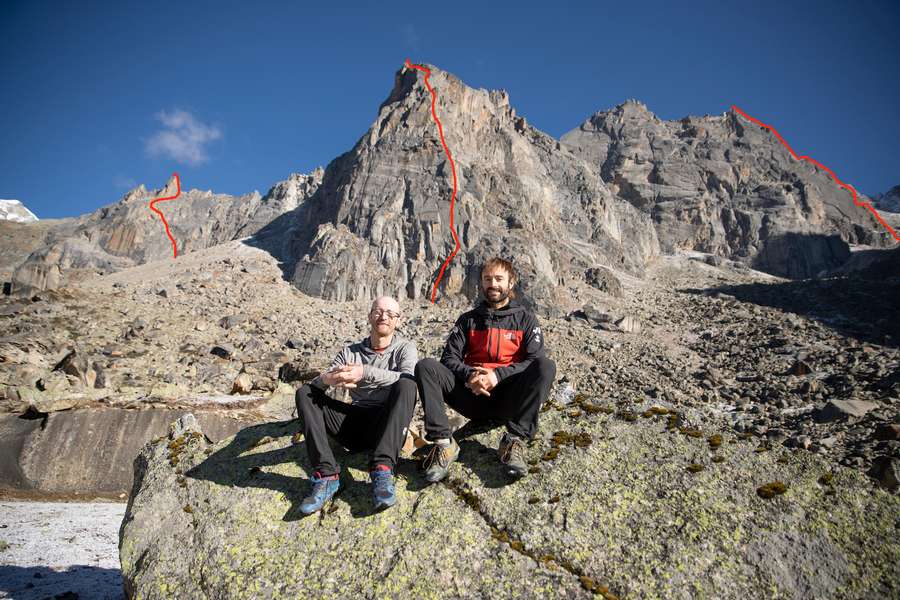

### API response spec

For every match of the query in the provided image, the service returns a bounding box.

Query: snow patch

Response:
[0,200,39,223]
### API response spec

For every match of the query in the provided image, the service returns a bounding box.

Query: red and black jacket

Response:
[440,299,545,383]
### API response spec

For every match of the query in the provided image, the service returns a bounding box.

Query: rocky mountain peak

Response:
[8,169,321,295]
[873,185,900,213]
[614,98,656,118]
[281,63,659,307]
[580,99,659,133]
[561,101,896,278]
[262,168,325,212]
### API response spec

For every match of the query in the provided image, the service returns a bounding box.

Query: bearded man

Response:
[415,258,556,482]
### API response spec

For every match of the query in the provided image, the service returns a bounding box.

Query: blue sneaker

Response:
[300,472,340,515]
[370,466,396,511]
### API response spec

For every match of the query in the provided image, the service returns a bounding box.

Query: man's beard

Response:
[483,287,510,303]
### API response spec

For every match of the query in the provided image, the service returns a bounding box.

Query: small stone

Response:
[868,457,900,492]
[583,267,624,297]
[169,414,202,440]
[615,315,641,334]
[232,373,253,394]
[873,424,900,441]
[788,359,813,376]
[794,436,812,450]
[210,344,236,360]
[766,429,787,444]
[813,400,878,423]
[219,314,249,329]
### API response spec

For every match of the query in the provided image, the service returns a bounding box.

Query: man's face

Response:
[481,266,513,304]
[368,299,401,336]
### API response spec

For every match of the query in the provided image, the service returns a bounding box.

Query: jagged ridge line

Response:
[404,59,462,303]
[731,105,900,243]
[148,172,182,258]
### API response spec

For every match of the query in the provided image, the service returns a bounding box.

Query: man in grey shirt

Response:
[294,296,417,514]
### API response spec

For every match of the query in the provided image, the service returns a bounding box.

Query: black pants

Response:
[415,356,556,441]
[294,377,417,476]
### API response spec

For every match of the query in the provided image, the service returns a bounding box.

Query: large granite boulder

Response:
[120,405,899,599]
[0,408,255,497]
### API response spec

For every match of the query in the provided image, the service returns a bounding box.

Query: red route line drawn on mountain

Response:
[731,105,900,243]
[405,59,462,303]
[148,172,181,258]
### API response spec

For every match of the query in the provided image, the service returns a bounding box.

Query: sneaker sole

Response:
[505,466,527,479]
[424,469,449,484]
[373,499,396,512]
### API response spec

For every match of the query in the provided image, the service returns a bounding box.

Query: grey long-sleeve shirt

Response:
[309,335,418,407]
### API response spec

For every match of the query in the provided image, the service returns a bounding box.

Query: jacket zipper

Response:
[492,312,499,363]
[495,315,500,362]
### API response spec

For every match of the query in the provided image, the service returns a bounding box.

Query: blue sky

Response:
[1,0,898,219]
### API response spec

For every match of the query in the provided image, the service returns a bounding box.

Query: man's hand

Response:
[466,375,490,396]
[322,364,364,388]
[466,368,495,397]
[472,366,498,392]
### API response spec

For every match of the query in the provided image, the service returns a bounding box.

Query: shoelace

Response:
[372,471,393,492]
[422,444,440,470]
[311,483,327,499]
[500,437,523,463]
[423,442,451,470]
[310,478,334,499]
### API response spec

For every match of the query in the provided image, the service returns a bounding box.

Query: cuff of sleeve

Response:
[362,364,373,382]
[493,367,508,382]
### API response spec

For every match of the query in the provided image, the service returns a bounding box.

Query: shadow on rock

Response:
[0,565,122,600]
[453,419,524,489]
[679,269,900,348]
[184,420,326,522]
[185,419,429,521]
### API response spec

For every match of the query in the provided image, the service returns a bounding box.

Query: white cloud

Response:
[402,23,421,52]
[113,175,137,189]
[145,109,222,165]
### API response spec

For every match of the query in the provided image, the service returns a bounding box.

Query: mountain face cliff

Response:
[9,171,322,294]
[5,65,895,301]
[561,101,896,279]
[275,64,660,308]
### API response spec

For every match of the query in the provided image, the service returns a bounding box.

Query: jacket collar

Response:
[474,298,524,317]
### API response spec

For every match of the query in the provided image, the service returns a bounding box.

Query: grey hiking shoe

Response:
[422,438,459,483]
[498,432,527,478]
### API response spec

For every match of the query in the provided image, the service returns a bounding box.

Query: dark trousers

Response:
[294,377,417,476]
[415,356,556,441]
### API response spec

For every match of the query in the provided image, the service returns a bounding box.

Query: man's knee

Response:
[414,357,441,378]
[534,356,556,382]
[295,384,315,413]
[391,376,418,402]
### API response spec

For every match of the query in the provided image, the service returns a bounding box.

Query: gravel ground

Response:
[0,501,125,600]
